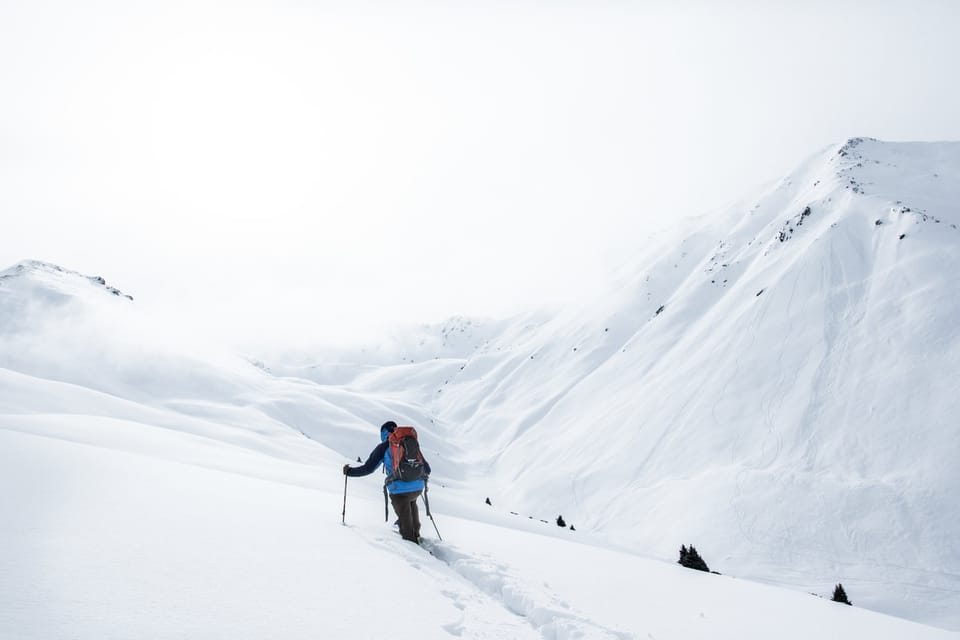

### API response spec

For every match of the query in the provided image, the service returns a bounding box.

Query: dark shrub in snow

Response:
[678,545,710,572]
[832,583,852,605]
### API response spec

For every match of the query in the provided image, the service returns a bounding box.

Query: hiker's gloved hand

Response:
[342,464,351,475]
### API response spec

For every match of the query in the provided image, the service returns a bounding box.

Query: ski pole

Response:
[342,475,348,525]
[423,480,442,541]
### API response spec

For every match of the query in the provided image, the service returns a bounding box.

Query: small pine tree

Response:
[485,497,492,506]
[678,544,710,572]
[556,515,567,528]
[356,456,361,462]
[569,525,575,531]
[832,583,852,605]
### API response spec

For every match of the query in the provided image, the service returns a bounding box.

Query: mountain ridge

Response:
[0,259,134,300]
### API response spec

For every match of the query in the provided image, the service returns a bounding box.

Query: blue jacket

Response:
[346,426,431,495]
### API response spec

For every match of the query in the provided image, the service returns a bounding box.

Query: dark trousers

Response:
[390,490,422,543]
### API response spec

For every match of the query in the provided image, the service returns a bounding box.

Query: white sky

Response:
[2,0,959,347]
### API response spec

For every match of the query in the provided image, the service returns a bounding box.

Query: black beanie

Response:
[380,421,397,433]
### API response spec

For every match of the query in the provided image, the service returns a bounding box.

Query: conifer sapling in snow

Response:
[678,544,710,572]
[556,515,567,527]
[832,583,852,605]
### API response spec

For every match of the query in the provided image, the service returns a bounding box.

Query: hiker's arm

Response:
[345,441,388,477]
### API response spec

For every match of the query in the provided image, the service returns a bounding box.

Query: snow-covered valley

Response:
[2,138,959,638]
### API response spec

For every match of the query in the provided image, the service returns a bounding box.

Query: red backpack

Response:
[386,426,425,483]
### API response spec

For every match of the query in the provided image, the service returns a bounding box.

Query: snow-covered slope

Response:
[9,259,954,639]
[2,138,959,636]
[0,260,458,480]
[3,420,955,640]
[312,138,960,629]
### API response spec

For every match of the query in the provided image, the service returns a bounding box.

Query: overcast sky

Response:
[2,0,959,347]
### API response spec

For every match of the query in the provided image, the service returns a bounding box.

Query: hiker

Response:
[343,421,431,543]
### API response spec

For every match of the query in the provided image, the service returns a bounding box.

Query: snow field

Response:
[2,418,956,640]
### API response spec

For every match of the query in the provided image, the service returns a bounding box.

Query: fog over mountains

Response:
[2,138,958,636]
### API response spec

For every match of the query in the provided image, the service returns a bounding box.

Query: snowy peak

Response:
[0,260,134,302]
[0,260,146,391]
[829,137,960,209]
[686,138,960,303]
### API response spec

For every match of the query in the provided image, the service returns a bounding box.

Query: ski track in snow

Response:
[357,527,631,639]
[423,541,633,640]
